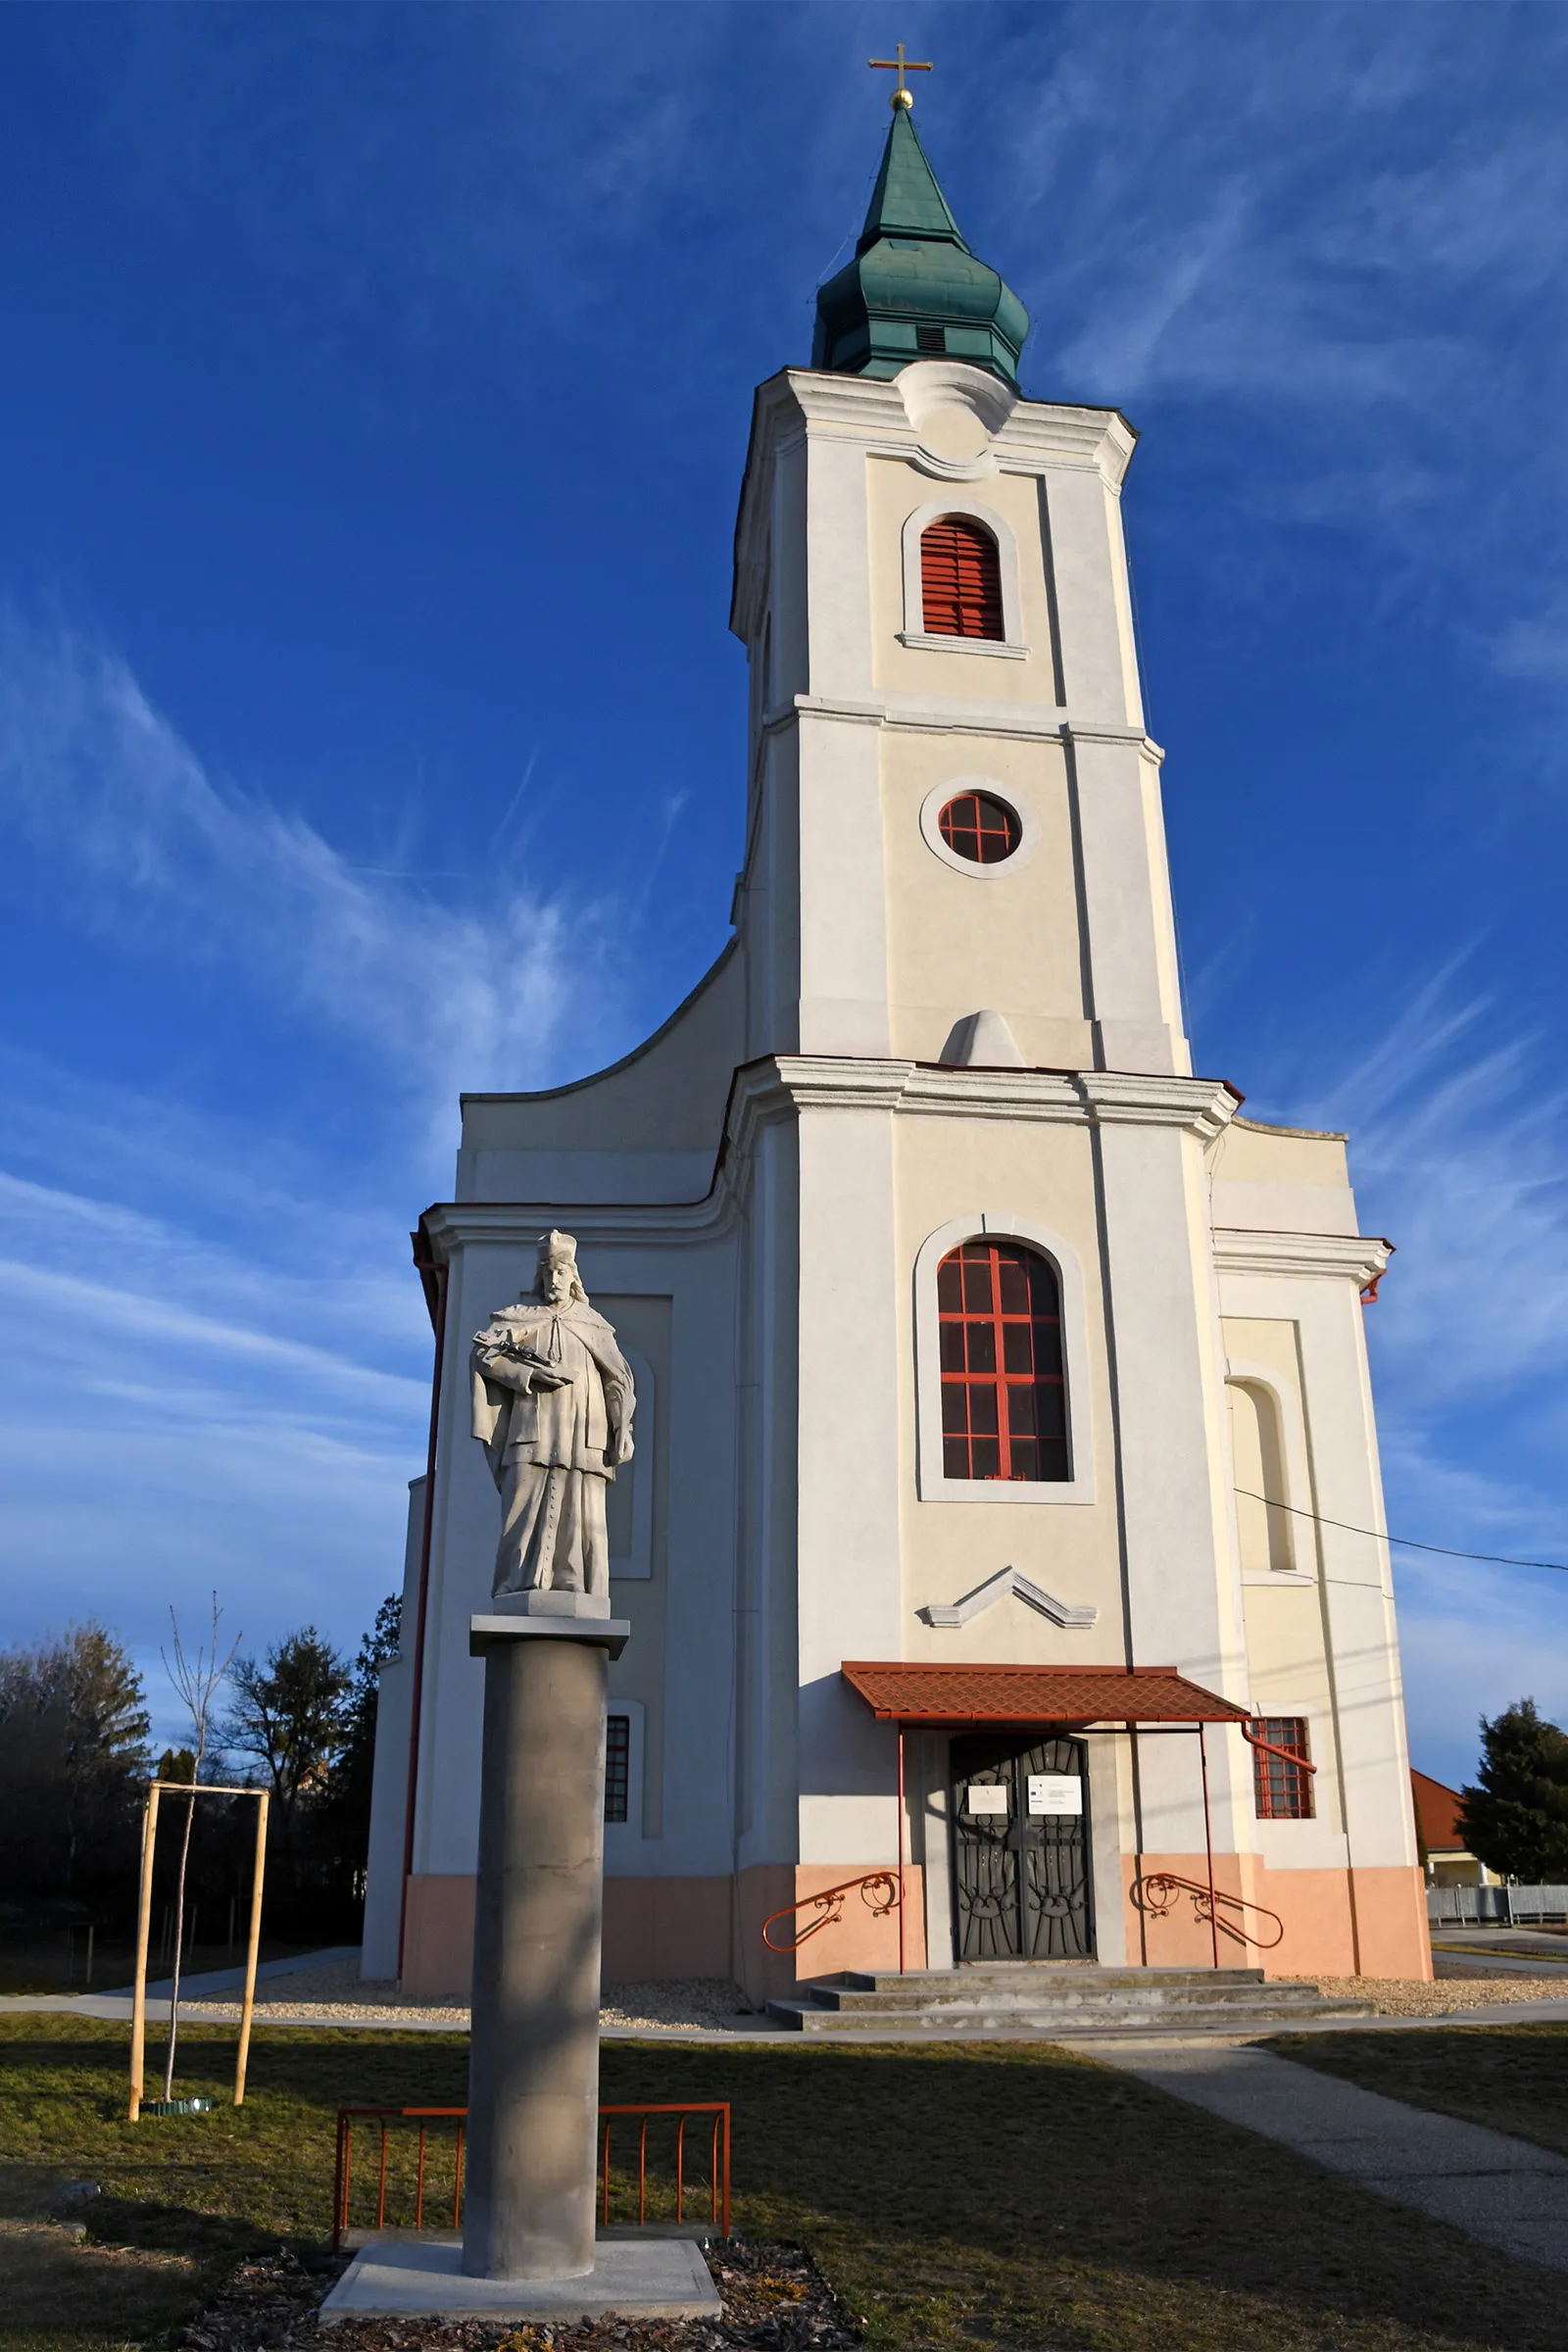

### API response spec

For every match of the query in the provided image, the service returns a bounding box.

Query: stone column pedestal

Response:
[462,1596,629,2282]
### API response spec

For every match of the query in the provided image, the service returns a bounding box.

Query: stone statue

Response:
[470,1231,636,1599]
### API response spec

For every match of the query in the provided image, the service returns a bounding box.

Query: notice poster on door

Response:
[1027,1774,1083,1816]
[965,1783,1009,1816]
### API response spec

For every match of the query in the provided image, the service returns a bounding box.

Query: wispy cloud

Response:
[991,2,1568,718]
[0,612,631,1126]
[1239,962,1568,1779]
[0,1102,429,1716]
[1301,976,1568,1413]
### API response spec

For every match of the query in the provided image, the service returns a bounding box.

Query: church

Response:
[362,86,1431,2003]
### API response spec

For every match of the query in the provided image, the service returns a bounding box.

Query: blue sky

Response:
[0,2,1565,1786]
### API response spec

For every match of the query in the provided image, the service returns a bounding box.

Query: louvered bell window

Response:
[920,516,1004,641]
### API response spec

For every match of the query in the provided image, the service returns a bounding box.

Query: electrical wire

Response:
[1236,1489,1567,1575]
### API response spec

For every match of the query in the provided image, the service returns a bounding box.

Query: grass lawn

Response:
[3,2018,1568,2352]
[1270,2022,1568,2161]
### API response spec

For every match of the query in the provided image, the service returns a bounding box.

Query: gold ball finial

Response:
[891,86,914,109]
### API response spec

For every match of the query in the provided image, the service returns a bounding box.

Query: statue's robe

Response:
[470,1298,635,1596]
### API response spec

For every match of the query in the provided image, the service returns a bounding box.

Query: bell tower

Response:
[731,95,1190,1082]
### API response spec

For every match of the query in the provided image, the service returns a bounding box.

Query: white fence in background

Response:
[1427,1885,1568,1925]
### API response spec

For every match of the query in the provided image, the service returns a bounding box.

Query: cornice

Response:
[1211,1228,1393,1286]
[765,692,1157,752]
[723,1056,911,1168]
[993,402,1138,487]
[734,1056,1237,1143]
[418,1067,1241,1264]
[1075,1071,1238,1140]
[419,1192,735,1261]
[1065,722,1167,767]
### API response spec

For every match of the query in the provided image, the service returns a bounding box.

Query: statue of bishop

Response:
[470,1231,636,1599]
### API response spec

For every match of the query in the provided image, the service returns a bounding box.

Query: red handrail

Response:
[1133,1871,1285,1949]
[760,1870,902,1954]
[1242,1725,1318,1776]
[332,2102,730,2252]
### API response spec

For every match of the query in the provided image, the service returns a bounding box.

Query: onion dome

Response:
[812,106,1030,386]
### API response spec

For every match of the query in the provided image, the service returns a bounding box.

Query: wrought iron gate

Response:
[951,1734,1093,1961]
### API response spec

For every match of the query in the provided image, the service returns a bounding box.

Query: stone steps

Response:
[765,1964,1375,2037]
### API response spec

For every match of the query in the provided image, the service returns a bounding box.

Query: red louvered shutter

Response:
[920,516,1004,641]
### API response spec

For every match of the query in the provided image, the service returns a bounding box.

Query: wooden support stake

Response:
[127,1784,162,2123]
[233,1788,269,2106]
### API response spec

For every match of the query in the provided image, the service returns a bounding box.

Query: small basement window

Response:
[938,790,1022,865]
[1251,1718,1313,1821]
[605,1713,630,1824]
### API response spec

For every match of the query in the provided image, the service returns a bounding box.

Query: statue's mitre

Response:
[540,1228,578,1263]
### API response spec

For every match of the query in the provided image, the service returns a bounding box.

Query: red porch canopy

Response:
[840,1661,1251,1729]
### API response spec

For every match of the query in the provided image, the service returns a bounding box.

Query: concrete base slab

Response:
[318,2235,722,2324]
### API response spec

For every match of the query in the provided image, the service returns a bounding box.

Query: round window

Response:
[937,790,1022,865]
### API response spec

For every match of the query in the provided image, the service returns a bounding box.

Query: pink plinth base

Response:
[1122,1854,1433,1981]
[400,1864,927,2007]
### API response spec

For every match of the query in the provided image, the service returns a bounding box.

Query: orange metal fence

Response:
[331,2103,730,2253]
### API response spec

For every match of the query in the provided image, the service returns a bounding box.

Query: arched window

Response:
[920,515,1004,641]
[1227,1380,1294,1573]
[938,1240,1067,1482]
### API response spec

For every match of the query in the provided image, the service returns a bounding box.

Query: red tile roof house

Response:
[1412,1769,1497,1888]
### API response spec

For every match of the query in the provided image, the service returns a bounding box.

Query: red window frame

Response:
[938,791,1021,864]
[920,516,1004,641]
[937,1241,1068,1484]
[1251,1717,1313,1820]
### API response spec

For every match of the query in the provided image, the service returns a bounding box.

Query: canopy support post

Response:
[1200,1724,1219,1971]
[896,1725,906,1976]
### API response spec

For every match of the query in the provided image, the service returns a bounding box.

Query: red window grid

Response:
[1251,1717,1313,1820]
[938,1241,1068,1484]
[938,791,1021,864]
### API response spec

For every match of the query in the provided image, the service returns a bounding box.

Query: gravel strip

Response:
[178,2239,858,2352]
[184,1956,1568,2034]
[1283,1974,1568,2017]
[182,1962,761,2034]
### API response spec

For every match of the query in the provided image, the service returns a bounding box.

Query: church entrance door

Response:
[950,1734,1093,1962]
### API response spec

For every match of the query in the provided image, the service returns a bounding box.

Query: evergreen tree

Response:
[0,1624,151,1899]
[318,1595,402,1899]
[1458,1699,1568,1882]
[223,1628,351,1848]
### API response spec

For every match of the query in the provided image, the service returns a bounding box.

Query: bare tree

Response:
[161,1595,239,2098]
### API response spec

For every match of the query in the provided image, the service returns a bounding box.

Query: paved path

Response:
[1433,1936,1568,1977]
[0,1946,362,2028]
[1096,2042,1568,2273]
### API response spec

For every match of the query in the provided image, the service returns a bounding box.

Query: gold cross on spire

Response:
[869,43,932,110]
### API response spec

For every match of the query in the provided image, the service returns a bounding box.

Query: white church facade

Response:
[363,100,1431,2001]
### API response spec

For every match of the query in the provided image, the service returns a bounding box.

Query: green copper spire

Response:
[812,107,1029,386]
